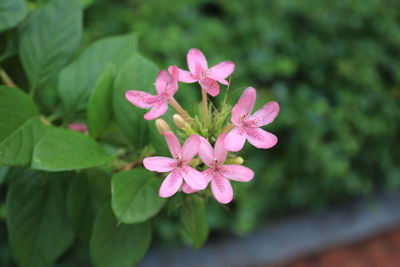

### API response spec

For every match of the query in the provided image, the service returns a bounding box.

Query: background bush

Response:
[1,0,400,265]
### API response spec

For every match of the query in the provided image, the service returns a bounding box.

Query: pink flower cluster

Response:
[125,49,280,204]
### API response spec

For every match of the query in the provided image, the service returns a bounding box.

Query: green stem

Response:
[201,89,209,122]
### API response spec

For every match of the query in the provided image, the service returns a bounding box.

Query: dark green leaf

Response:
[67,169,112,243]
[181,195,209,250]
[90,205,152,267]
[112,168,165,224]
[113,54,159,147]
[58,33,138,118]
[6,170,75,267]
[0,86,49,166]
[87,65,115,138]
[31,128,112,171]
[19,0,82,93]
[0,0,27,32]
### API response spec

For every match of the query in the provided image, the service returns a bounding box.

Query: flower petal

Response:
[211,175,233,204]
[143,156,176,172]
[198,136,214,167]
[250,101,280,127]
[247,128,278,149]
[125,90,158,108]
[177,68,198,83]
[199,78,220,96]
[221,165,254,182]
[155,70,170,95]
[144,101,168,120]
[182,183,197,194]
[207,61,235,81]
[167,65,179,83]
[163,131,182,158]
[214,133,228,164]
[166,65,179,96]
[187,48,208,75]
[231,87,256,125]
[182,135,201,161]
[224,127,247,152]
[181,166,207,190]
[159,171,183,198]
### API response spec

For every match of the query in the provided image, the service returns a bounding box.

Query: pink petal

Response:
[214,133,228,164]
[177,68,198,83]
[68,123,88,133]
[224,127,247,152]
[125,90,158,108]
[246,128,278,149]
[182,135,200,161]
[155,70,170,95]
[219,79,229,85]
[187,48,208,76]
[199,78,220,96]
[181,166,207,190]
[231,87,256,125]
[167,65,179,83]
[207,61,235,81]
[198,137,214,167]
[159,171,183,198]
[144,101,168,120]
[211,175,233,204]
[250,101,280,127]
[182,183,197,194]
[163,131,182,158]
[143,156,176,172]
[221,165,254,182]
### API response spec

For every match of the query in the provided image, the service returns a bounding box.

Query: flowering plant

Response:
[126,48,280,204]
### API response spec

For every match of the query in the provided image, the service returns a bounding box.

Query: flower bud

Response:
[155,119,170,134]
[225,156,244,165]
[173,114,186,129]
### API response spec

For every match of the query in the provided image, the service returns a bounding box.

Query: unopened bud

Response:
[225,156,244,165]
[155,119,170,134]
[173,114,186,129]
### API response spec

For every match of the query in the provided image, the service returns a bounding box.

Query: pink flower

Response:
[183,134,254,204]
[177,48,235,97]
[225,87,280,152]
[125,65,179,120]
[143,131,208,198]
[68,122,88,133]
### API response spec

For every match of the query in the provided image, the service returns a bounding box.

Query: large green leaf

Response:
[58,33,138,119]
[87,65,115,138]
[0,0,27,32]
[67,169,112,243]
[112,169,165,224]
[31,128,112,171]
[0,86,49,166]
[181,195,209,250]
[113,54,159,147]
[90,205,152,267]
[19,0,82,93]
[6,170,75,267]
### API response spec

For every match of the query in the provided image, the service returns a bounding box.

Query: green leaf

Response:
[0,86,49,166]
[67,169,112,243]
[58,33,138,119]
[19,0,82,93]
[87,65,115,138]
[113,54,159,147]
[90,205,152,267]
[31,128,112,171]
[6,170,75,267]
[0,0,27,32]
[181,195,209,250]
[112,169,165,224]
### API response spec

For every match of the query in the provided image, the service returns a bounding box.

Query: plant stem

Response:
[201,89,209,122]
[0,69,16,87]
[168,97,191,120]
[222,123,235,133]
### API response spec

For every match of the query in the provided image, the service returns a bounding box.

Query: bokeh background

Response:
[2,0,400,265]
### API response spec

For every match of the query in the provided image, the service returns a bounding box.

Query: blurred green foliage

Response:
[83,0,400,235]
